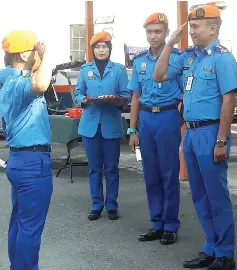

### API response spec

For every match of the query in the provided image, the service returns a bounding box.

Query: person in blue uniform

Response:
[75,31,130,221]
[154,5,236,270]
[0,30,53,270]
[0,55,14,138]
[128,13,182,245]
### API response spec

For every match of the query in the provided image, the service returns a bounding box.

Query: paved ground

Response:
[0,138,236,270]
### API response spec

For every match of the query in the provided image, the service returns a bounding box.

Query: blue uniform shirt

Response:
[166,39,237,121]
[128,48,182,107]
[75,60,130,139]
[0,66,15,138]
[0,69,51,147]
[0,65,13,86]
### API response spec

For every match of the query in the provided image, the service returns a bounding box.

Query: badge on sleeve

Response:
[88,71,94,80]
[185,76,193,91]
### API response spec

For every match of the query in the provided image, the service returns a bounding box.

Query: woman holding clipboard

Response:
[75,31,130,221]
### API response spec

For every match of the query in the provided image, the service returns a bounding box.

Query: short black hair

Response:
[4,53,14,67]
[206,17,222,34]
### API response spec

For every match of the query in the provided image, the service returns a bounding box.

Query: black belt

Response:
[185,119,220,129]
[10,145,51,152]
[141,103,178,113]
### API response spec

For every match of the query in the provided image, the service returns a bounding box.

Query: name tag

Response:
[185,76,193,91]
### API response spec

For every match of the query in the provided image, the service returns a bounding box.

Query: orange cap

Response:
[188,5,221,21]
[90,31,112,46]
[143,13,168,28]
[2,30,37,54]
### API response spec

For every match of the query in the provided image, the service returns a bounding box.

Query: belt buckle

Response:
[152,106,160,113]
[186,122,190,128]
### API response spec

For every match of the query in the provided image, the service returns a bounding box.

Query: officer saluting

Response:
[128,13,182,245]
[0,31,53,270]
[154,5,236,270]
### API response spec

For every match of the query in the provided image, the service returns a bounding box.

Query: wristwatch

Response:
[127,128,137,135]
[216,139,227,147]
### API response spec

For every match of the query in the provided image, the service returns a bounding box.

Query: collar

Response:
[194,39,220,56]
[6,67,31,77]
[146,48,159,61]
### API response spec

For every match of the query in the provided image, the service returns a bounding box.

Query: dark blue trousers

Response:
[183,124,235,258]
[6,151,53,270]
[139,109,181,232]
[82,126,120,211]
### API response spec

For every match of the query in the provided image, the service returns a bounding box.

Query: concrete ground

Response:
[0,137,236,270]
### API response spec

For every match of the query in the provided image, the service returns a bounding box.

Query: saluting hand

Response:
[168,23,187,47]
[34,41,46,60]
[214,145,228,163]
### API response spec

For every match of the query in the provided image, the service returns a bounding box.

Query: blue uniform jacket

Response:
[75,60,130,139]
[166,39,237,121]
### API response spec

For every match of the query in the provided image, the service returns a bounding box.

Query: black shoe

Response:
[160,231,177,245]
[138,228,164,242]
[108,210,119,220]
[183,252,215,268]
[88,210,102,221]
[208,257,235,270]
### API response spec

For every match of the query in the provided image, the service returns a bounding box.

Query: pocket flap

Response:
[138,75,150,83]
[199,71,216,80]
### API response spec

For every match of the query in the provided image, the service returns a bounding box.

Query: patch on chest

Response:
[141,63,147,70]
[187,58,194,65]
[203,67,215,73]
[139,63,147,75]
[87,71,95,80]
[183,67,190,71]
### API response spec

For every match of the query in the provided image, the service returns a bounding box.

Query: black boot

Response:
[88,210,102,221]
[108,210,119,220]
[138,228,164,242]
[183,252,215,268]
[208,257,235,270]
[160,231,177,245]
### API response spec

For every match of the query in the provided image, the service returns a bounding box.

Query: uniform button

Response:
[99,86,101,88]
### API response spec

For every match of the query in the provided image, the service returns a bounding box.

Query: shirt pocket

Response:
[138,75,151,95]
[198,71,218,96]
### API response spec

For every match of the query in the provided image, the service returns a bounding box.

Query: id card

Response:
[185,76,193,91]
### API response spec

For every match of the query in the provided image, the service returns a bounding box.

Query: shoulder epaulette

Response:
[185,45,195,52]
[133,50,148,60]
[215,44,230,54]
[172,47,182,55]
[21,70,31,77]
[81,62,93,69]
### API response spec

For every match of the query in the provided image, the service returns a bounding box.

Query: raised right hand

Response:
[129,133,139,152]
[34,41,46,60]
[168,23,187,47]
